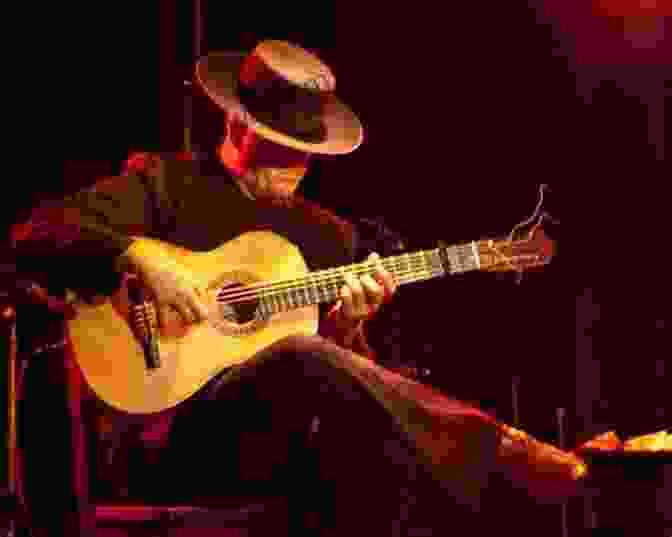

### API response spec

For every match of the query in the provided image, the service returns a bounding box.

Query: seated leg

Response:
[157,334,501,535]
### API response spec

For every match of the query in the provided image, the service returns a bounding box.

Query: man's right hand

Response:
[118,238,209,328]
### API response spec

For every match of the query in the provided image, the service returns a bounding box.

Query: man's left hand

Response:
[339,252,398,323]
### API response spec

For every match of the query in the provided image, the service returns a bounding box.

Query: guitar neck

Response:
[256,241,482,314]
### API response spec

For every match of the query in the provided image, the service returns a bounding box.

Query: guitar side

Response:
[66,231,319,414]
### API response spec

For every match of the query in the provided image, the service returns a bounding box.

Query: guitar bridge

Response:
[133,302,161,370]
[128,278,161,370]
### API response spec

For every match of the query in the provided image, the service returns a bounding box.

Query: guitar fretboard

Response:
[217,242,482,316]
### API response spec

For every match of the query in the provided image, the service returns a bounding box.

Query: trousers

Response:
[20,334,502,536]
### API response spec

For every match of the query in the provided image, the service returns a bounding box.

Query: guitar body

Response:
[67,231,319,415]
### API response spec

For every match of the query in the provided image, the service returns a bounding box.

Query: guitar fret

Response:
[416,251,437,281]
[462,245,471,271]
[261,297,272,316]
[429,250,444,274]
[456,245,465,271]
[314,269,334,304]
[319,272,330,303]
[462,246,472,271]
[407,252,417,277]
[420,251,431,276]
[460,244,471,271]
[456,245,465,273]
[336,266,345,302]
[423,250,435,276]
[446,247,459,274]
[280,290,290,310]
[306,274,317,305]
[463,243,478,271]
[258,296,268,316]
[393,254,401,276]
[327,270,337,301]
[434,249,446,274]
[263,292,273,313]
[471,241,481,270]
[298,285,308,306]
[418,253,428,276]
[332,273,341,300]
[302,277,310,305]
[315,276,324,302]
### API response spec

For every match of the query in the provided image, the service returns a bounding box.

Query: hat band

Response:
[237,52,328,144]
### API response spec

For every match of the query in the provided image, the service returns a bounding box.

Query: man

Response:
[13,40,586,536]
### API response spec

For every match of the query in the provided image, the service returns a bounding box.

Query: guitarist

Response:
[12,41,586,537]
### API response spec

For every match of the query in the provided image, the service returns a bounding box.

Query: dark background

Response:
[3,1,670,534]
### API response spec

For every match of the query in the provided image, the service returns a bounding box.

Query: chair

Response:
[1,281,319,537]
[2,158,336,536]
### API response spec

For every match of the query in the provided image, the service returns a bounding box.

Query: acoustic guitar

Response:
[67,226,554,414]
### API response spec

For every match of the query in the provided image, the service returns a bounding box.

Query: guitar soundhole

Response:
[217,281,260,324]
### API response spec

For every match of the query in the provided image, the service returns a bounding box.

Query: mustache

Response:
[256,167,306,184]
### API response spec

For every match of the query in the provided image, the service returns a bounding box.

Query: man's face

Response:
[220,113,311,199]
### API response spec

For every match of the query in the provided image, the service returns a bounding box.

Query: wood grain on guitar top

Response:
[67,231,319,414]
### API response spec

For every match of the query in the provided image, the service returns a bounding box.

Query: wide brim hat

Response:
[195,40,363,155]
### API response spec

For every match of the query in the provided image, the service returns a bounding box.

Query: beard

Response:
[253,166,306,196]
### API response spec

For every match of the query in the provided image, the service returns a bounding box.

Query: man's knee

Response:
[257,334,349,376]
[267,334,329,355]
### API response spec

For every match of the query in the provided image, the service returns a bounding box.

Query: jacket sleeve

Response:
[9,167,165,296]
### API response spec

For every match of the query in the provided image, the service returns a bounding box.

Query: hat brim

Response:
[195,52,363,155]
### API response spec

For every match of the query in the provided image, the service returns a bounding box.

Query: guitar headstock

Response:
[477,226,555,273]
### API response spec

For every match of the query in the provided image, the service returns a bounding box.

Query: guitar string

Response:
[177,269,443,324]
[217,262,439,303]
[214,257,422,297]
[218,243,543,306]
[222,268,442,309]
[213,244,481,303]
[217,258,486,302]
[147,269,446,325]
[216,251,438,291]
[217,264,452,305]
[214,240,495,302]
[199,269,436,323]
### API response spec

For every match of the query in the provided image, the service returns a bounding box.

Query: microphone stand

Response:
[1,302,19,537]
